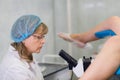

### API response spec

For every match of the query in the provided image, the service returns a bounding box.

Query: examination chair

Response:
[59,30,120,79]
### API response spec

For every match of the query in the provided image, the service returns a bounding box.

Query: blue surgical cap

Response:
[11,15,42,42]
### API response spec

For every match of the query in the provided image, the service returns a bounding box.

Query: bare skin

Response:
[79,36,120,80]
[70,16,120,43]
[58,16,120,80]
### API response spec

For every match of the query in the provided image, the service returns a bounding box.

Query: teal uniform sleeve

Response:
[95,29,116,38]
[115,67,120,75]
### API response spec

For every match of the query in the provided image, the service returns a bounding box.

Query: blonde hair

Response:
[11,23,48,63]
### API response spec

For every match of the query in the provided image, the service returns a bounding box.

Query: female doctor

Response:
[0,15,48,80]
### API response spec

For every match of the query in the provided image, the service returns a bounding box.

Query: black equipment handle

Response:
[59,49,78,69]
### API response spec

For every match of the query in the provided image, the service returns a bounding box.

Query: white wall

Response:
[0,0,55,62]
[0,0,120,63]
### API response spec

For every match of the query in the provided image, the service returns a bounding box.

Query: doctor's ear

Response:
[22,40,26,45]
[22,37,29,44]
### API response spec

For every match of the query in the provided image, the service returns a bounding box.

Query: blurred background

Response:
[0,0,120,79]
[0,0,120,62]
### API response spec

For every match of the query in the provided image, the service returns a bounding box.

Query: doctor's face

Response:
[23,24,48,54]
[24,34,45,53]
